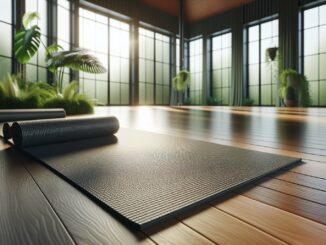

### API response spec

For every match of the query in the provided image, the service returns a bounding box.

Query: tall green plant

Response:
[14,12,106,93]
[279,69,311,107]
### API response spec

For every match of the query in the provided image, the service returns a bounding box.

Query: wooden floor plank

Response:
[144,219,214,245]
[239,185,326,225]
[291,161,326,179]
[0,147,74,245]
[179,204,286,245]
[258,177,326,205]
[215,195,326,245]
[271,171,326,191]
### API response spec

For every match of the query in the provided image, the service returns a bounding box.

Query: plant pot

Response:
[266,47,278,61]
[284,99,297,107]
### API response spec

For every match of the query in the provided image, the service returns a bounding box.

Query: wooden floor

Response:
[1,106,326,245]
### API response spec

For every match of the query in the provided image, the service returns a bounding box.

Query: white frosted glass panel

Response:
[110,82,120,104]
[0,0,11,23]
[0,22,11,56]
[261,63,272,84]
[249,86,259,105]
[121,84,129,104]
[96,81,108,104]
[58,5,70,43]
[304,55,319,81]
[249,41,259,64]
[139,59,145,82]
[304,28,318,55]
[249,64,259,85]
[139,83,146,104]
[146,60,154,83]
[96,24,108,53]
[213,36,222,50]
[319,25,326,53]
[304,7,318,29]
[319,54,326,79]
[261,85,272,105]
[309,81,318,105]
[249,26,259,42]
[120,58,129,83]
[320,5,326,25]
[110,56,120,82]
[84,79,96,99]
[0,57,11,80]
[261,21,272,39]
[320,81,326,105]
[146,37,154,59]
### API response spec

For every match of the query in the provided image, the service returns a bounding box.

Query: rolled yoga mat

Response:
[11,116,119,147]
[0,109,66,122]
[2,122,12,140]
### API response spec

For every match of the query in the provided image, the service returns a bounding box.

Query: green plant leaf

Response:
[14,26,41,64]
[22,12,40,28]
[46,44,63,57]
[47,49,107,74]
[63,80,79,100]
[0,73,21,97]
[172,70,190,92]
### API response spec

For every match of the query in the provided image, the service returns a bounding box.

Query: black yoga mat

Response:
[11,116,119,147]
[7,119,301,229]
[0,109,66,122]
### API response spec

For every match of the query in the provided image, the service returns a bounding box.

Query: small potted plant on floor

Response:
[172,70,190,106]
[279,69,310,107]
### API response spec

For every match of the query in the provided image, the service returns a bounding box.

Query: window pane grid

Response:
[247,19,279,106]
[211,32,232,105]
[139,27,171,105]
[189,38,203,105]
[79,8,109,104]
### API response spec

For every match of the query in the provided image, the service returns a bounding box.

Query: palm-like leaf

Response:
[22,12,40,28]
[48,49,106,74]
[46,44,63,57]
[14,25,41,64]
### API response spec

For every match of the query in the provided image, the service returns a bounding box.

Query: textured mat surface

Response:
[19,128,301,229]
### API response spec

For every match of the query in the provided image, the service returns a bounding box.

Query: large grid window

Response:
[189,38,203,105]
[109,19,130,105]
[57,0,72,88]
[211,32,232,105]
[0,0,13,80]
[79,8,109,104]
[25,0,48,82]
[139,27,171,105]
[302,5,326,106]
[247,19,278,106]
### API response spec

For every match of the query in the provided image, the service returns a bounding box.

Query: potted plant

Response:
[172,69,190,105]
[266,47,279,62]
[8,12,106,114]
[279,69,310,107]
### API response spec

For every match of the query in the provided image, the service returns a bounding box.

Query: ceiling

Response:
[141,0,254,22]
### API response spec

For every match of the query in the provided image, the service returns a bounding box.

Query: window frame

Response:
[244,15,279,106]
[209,29,232,105]
[138,24,173,105]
